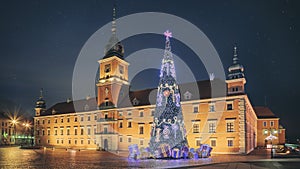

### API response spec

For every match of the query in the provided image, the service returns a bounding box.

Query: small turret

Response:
[35,88,46,116]
[226,45,246,95]
[103,4,124,59]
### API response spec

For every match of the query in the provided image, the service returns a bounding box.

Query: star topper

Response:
[164,30,172,39]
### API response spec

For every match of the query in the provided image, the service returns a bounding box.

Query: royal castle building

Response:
[33,8,285,154]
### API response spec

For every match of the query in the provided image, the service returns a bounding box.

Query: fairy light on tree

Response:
[149,30,188,158]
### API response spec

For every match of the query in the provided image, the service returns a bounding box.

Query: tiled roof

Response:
[39,79,228,116]
[253,106,277,119]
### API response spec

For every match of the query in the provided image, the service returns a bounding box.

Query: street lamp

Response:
[22,122,31,145]
[11,119,18,145]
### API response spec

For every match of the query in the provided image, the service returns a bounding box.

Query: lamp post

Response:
[12,120,17,145]
[22,123,30,145]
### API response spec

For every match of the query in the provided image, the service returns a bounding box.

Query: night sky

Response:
[0,0,299,141]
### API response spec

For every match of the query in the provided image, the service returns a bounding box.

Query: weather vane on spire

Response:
[164,30,172,39]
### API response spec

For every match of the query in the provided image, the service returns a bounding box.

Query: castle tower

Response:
[149,30,188,157]
[226,45,246,95]
[35,88,46,116]
[96,5,129,109]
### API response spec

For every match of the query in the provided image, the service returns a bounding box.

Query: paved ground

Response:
[0,146,299,168]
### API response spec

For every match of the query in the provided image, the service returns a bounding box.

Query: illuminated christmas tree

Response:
[149,30,188,158]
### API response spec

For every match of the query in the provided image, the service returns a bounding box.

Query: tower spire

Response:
[233,44,239,65]
[111,3,116,35]
[40,88,43,98]
[103,3,124,59]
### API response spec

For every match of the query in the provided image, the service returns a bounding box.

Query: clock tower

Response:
[96,6,129,109]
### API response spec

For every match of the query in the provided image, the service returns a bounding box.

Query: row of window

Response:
[192,121,235,133]
[263,121,275,127]
[195,138,234,147]
[36,115,97,125]
[1,121,8,127]
[119,136,144,145]
[193,103,233,113]
[38,138,96,145]
[118,110,155,117]
[37,127,96,136]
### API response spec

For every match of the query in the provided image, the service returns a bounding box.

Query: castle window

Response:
[74,128,78,135]
[42,129,45,136]
[61,118,63,123]
[139,111,144,117]
[104,113,108,119]
[139,126,144,134]
[42,120,45,124]
[184,91,192,100]
[74,117,78,122]
[87,116,91,121]
[105,64,111,73]
[193,105,199,113]
[48,119,50,124]
[47,129,50,136]
[208,121,216,133]
[128,121,132,128]
[140,139,144,146]
[81,116,84,121]
[128,136,132,143]
[119,65,124,74]
[270,121,274,127]
[209,103,215,112]
[94,115,97,120]
[193,123,200,133]
[195,137,202,147]
[119,136,123,142]
[80,127,84,135]
[151,110,155,116]
[227,122,234,132]
[227,138,234,147]
[210,139,216,147]
[84,104,89,111]
[119,112,123,116]
[67,128,70,135]
[67,117,70,123]
[60,128,63,135]
[54,129,57,136]
[68,139,71,144]
[104,127,108,134]
[127,111,132,116]
[263,121,267,127]
[227,103,233,110]
[74,140,77,144]
[119,121,123,128]
[132,98,139,106]
[87,127,91,135]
